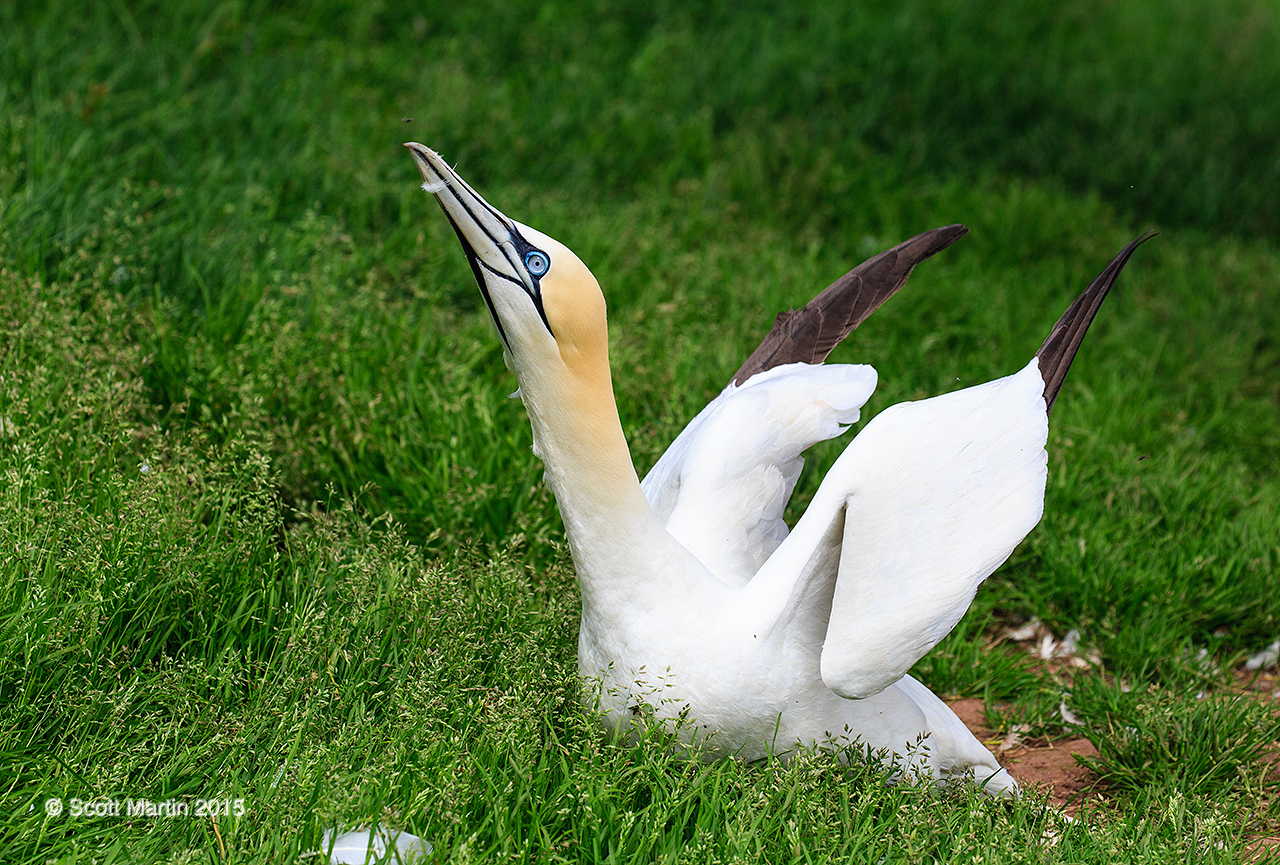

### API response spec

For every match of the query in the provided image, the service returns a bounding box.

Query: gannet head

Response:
[405,143,608,381]
[406,142,645,522]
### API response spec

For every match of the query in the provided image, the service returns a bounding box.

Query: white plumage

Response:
[406,142,1150,798]
[643,362,878,586]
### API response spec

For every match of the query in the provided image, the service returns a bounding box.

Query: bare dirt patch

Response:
[949,697,1102,811]
[951,674,1280,857]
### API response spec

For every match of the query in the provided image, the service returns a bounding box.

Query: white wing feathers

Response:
[816,359,1049,698]
[642,362,878,586]
[645,356,1050,700]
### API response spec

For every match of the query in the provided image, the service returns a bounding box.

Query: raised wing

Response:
[750,233,1152,699]
[732,225,969,385]
[643,226,970,585]
[1036,231,1155,411]
[642,362,876,586]
[817,360,1049,698]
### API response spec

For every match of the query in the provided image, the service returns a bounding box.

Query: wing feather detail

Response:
[815,360,1049,699]
[732,225,968,386]
[642,363,878,586]
[1037,231,1156,412]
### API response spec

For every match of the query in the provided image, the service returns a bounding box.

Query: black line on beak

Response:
[439,210,513,351]
[420,152,556,339]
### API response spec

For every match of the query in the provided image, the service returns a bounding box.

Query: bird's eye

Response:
[525,250,550,277]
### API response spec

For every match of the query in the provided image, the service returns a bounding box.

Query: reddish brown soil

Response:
[950,678,1280,858]
[947,698,1103,811]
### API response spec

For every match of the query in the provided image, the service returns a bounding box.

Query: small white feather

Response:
[319,826,431,863]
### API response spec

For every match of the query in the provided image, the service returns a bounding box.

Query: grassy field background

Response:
[2,0,1279,861]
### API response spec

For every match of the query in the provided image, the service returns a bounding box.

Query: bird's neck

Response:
[514,347,673,603]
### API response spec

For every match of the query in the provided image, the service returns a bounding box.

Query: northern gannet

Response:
[407,142,1150,796]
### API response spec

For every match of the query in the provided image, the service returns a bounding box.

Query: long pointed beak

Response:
[405,142,538,297]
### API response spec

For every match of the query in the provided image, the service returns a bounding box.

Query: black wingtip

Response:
[1036,230,1157,414]
[731,224,969,386]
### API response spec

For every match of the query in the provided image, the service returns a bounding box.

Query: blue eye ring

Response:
[524,250,550,278]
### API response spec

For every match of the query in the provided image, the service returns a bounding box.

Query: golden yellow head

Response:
[405,142,610,379]
[408,143,648,511]
[514,225,610,374]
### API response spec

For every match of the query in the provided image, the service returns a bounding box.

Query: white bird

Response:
[407,142,1150,796]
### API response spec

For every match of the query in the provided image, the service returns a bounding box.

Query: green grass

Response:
[2,1,1279,862]
[1070,680,1280,800]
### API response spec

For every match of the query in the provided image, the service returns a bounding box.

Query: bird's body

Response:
[407,142,1148,797]
[573,359,1052,794]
